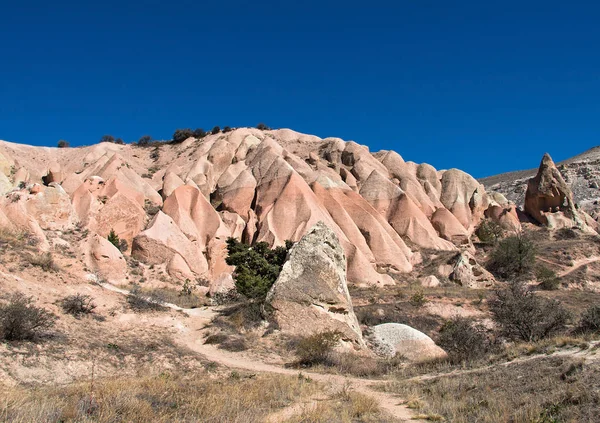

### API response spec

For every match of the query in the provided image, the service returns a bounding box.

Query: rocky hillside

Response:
[480,146,600,218]
[0,128,518,292]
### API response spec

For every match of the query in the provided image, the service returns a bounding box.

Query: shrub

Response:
[126,288,166,312]
[225,238,293,301]
[172,128,194,143]
[409,290,428,308]
[222,126,232,133]
[27,252,59,272]
[577,305,600,334]
[476,219,504,244]
[118,239,128,252]
[137,135,152,146]
[295,331,341,366]
[150,148,160,160]
[487,235,536,279]
[211,126,221,134]
[489,281,570,342]
[437,317,492,363]
[256,123,270,130]
[57,139,69,148]
[100,135,115,143]
[107,229,120,249]
[114,138,125,145]
[193,128,207,138]
[0,293,56,341]
[536,266,561,291]
[60,294,96,317]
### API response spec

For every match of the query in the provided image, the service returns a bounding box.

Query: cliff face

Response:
[0,128,502,289]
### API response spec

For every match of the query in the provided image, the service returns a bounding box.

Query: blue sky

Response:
[1,1,599,178]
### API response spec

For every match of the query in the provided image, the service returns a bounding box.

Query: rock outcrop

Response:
[264,222,365,347]
[449,251,495,288]
[366,323,447,361]
[525,153,596,232]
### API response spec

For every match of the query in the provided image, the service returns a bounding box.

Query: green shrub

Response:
[222,126,232,133]
[100,135,115,143]
[137,135,152,146]
[536,266,561,291]
[437,317,492,363]
[577,305,600,334]
[476,219,504,244]
[409,290,428,308]
[57,139,69,148]
[0,293,56,341]
[193,128,207,138]
[256,123,270,130]
[295,331,341,366]
[211,126,221,134]
[107,229,120,249]
[487,235,536,279]
[172,128,193,143]
[60,294,96,317]
[225,238,293,301]
[489,281,570,342]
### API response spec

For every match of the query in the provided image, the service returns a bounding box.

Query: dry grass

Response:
[386,356,600,422]
[284,384,393,423]
[0,372,321,423]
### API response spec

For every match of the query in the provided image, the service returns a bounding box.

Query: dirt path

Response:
[558,256,600,278]
[101,281,419,422]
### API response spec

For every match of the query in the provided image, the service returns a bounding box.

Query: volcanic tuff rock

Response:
[264,222,365,347]
[366,323,447,361]
[0,128,503,291]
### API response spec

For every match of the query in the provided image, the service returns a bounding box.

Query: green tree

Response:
[211,126,221,134]
[172,128,194,143]
[225,238,293,301]
[487,235,536,279]
[107,229,120,249]
[100,134,115,143]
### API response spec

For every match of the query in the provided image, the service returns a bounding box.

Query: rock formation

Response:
[525,153,596,232]
[264,222,365,347]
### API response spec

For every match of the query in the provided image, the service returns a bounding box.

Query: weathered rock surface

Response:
[87,233,127,281]
[449,251,495,288]
[366,323,447,361]
[265,222,365,347]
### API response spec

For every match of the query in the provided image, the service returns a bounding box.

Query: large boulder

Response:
[366,323,447,361]
[87,233,127,281]
[449,251,495,288]
[264,222,365,348]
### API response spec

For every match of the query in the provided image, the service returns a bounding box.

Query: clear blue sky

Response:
[1,1,599,178]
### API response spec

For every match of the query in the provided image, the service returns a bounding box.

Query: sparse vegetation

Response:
[126,286,167,312]
[107,229,120,249]
[193,128,207,138]
[536,265,561,290]
[437,317,493,363]
[577,304,600,334]
[489,280,570,342]
[487,235,536,279]
[137,135,152,146]
[225,238,293,301]
[172,128,193,143]
[27,252,59,272]
[57,139,69,148]
[211,125,221,134]
[222,126,232,133]
[0,293,56,341]
[475,219,504,244]
[59,294,96,317]
[294,330,341,366]
[256,122,270,130]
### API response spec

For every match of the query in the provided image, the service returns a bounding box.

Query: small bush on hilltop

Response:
[137,135,152,146]
[476,219,504,244]
[0,293,56,341]
[487,235,536,279]
[295,331,341,366]
[172,128,194,143]
[60,294,96,317]
[193,128,207,138]
[489,280,570,342]
[225,238,293,301]
[256,123,270,130]
[437,317,493,363]
[211,126,221,134]
[57,139,69,148]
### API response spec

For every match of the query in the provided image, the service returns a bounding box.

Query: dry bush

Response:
[204,333,249,352]
[60,294,96,317]
[536,265,561,291]
[294,331,341,366]
[212,302,264,333]
[126,287,167,312]
[487,235,536,279]
[26,252,59,272]
[489,280,571,342]
[437,317,494,363]
[0,293,56,341]
[325,352,405,378]
[577,304,600,334]
[0,373,321,423]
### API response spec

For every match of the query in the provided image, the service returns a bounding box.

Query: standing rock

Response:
[449,251,495,288]
[87,233,127,281]
[264,221,365,348]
